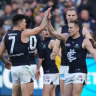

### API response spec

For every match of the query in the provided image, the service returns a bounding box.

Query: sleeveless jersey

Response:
[60,25,83,66]
[61,25,69,66]
[65,35,87,73]
[39,37,59,74]
[4,30,29,66]
[28,35,42,64]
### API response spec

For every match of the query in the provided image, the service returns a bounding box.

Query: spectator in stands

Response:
[0,4,14,20]
[23,0,31,13]
[78,0,89,13]
[34,15,42,27]
[25,8,35,28]
[0,19,4,45]
[17,8,24,14]
[80,9,96,32]
[12,1,19,15]
[54,15,64,31]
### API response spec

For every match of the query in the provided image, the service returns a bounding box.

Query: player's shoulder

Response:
[82,38,90,47]
[83,38,89,43]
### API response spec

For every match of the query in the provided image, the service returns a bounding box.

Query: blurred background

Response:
[0,0,96,96]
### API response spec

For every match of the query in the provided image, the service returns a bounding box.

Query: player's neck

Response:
[13,27,22,31]
[72,33,80,39]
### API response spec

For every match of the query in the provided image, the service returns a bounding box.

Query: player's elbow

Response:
[94,58,96,62]
[0,52,3,58]
[92,53,96,62]
[94,56,96,62]
[39,25,45,30]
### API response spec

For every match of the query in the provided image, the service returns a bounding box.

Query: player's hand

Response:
[35,70,40,80]
[50,52,56,60]
[43,7,52,18]
[34,49,38,57]
[4,60,12,70]
[48,7,52,20]
[41,7,52,28]
[8,57,11,62]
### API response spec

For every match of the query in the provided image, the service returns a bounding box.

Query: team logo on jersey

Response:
[67,49,76,62]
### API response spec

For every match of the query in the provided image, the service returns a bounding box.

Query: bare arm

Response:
[35,58,43,80]
[23,26,46,37]
[82,39,96,61]
[37,58,43,70]
[48,40,55,49]
[0,36,7,63]
[51,39,61,60]
[35,41,44,79]
[82,27,92,39]
[22,8,51,40]
[0,36,11,69]
[82,27,96,48]
[47,20,68,42]
[50,28,62,60]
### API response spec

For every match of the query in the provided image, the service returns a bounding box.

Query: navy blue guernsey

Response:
[61,25,69,66]
[65,35,87,73]
[60,25,83,66]
[4,30,29,66]
[28,35,42,64]
[39,37,58,74]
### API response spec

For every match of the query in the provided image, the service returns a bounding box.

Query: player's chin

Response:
[45,36,50,38]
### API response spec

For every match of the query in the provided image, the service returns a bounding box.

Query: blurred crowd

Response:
[0,0,96,45]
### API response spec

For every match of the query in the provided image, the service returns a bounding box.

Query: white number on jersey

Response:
[29,36,37,50]
[8,36,15,54]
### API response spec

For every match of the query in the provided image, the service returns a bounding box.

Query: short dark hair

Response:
[70,20,82,31]
[12,14,26,25]
[25,16,31,28]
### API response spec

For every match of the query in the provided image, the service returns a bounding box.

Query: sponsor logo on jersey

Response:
[65,43,71,47]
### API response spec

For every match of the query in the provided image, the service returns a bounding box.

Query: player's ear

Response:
[18,22,21,27]
[76,25,79,32]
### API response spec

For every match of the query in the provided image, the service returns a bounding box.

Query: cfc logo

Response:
[67,49,76,62]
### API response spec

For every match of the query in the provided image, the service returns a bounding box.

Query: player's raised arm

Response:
[22,8,51,37]
[47,9,68,42]
[82,27,96,48]
[47,20,68,42]
[35,42,43,80]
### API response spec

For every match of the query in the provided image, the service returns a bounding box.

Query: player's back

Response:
[28,35,42,64]
[4,30,29,66]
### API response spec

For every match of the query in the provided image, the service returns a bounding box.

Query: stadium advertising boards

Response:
[0,58,96,96]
